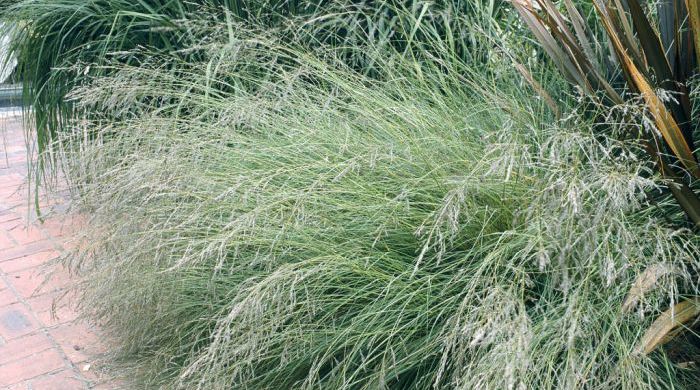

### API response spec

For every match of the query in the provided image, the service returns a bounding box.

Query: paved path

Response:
[0,117,114,389]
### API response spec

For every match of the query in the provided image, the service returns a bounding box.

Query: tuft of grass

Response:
[0,0,509,178]
[55,19,700,388]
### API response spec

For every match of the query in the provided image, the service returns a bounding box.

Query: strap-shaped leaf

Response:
[657,0,677,70]
[627,0,673,85]
[512,2,583,86]
[605,0,645,67]
[514,62,560,117]
[514,0,623,104]
[657,1,694,82]
[563,0,596,62]
[674,0,694,82]
[622,264,675,314]
[688,0,700,66]
[653,152,700,226]
[635,298,700,355]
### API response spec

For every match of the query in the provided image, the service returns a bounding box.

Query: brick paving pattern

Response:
[0,117,117,389]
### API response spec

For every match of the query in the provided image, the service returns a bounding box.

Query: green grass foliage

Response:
[0,0,506,169]
[53,19,700,388]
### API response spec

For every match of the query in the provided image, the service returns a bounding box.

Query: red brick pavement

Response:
[0,117,118,389]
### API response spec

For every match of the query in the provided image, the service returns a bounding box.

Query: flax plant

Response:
[511,0,700,362]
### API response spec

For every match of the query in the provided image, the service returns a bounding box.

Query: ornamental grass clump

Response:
[0,0,506,168]
[53,20,700,388]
